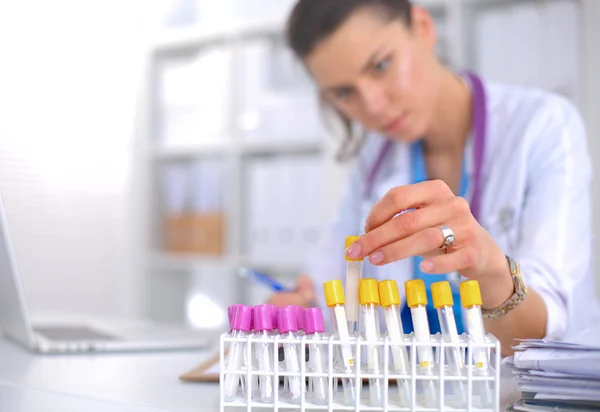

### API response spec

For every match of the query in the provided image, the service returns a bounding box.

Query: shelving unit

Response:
[132,0,584,325]
[134,14,331,324]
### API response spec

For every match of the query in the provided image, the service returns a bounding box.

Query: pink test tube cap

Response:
[229,305,253,332]
[253,304,275,332]
[303,307,324,334]
[294,306,305,330]
[266,304,278,329]
[227,304,243,325]
[277,305,298,334]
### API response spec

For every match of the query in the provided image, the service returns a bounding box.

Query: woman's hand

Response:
[347,180,509,286]
[267,275,317,308]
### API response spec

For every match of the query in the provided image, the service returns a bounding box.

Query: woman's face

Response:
[305,7,441,142]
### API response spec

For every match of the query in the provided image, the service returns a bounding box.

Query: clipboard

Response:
[179,346,293,383]
[179,348,226,383]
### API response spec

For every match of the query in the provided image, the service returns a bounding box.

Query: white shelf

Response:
[149,252,306,272]
[151,18,284,53]
[149,252,238,271]
[240,139,323,156]
[147,139,323,159]
[148,140,232,159]
[414,0,448,10]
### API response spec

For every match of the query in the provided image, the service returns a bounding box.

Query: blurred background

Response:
[0,0,598,332]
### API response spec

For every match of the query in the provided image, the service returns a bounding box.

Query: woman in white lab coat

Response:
[268,0,599,354]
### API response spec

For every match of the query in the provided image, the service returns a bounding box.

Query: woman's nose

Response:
[359,85,387,119]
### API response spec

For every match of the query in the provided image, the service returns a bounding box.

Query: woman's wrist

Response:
[478,253,515,310]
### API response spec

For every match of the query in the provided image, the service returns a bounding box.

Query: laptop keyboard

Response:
[33,326,119,341]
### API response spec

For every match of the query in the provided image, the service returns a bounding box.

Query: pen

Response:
[238,267,292,292]
[238,267,319,307]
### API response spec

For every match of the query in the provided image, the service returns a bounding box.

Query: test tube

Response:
[405,279,438,408]
[431,281,467,408]
[224,305,253,402]
[266,304,278,332]
[304,307,327,405]
[294,305,305,335]
[460,280,493,408]
[359,278,383,406]
[378,280,411,407]
[324,280,357,406]
[252,305,275,403]
[277,306,305,403]
[345,236,362,335]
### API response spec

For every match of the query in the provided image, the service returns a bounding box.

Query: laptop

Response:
[0,192,216,353]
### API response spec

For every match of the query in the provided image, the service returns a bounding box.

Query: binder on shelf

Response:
[162,161,226,255]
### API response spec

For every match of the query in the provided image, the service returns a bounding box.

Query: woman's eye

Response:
[374,57,391,72]
[335,88,353,101]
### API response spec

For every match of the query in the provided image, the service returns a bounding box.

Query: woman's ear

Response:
[410,5,438,52]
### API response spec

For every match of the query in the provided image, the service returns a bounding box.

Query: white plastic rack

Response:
[219,332,501,411]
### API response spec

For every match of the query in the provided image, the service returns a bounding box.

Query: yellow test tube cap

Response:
[405,279,427,308]
[359,278,380,305]
[345,236,362,262]
[460,280,483,308]
[324,280,345,306]
[378,280,400,308]
[431,281,454,309]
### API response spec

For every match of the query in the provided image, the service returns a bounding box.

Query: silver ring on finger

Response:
[438,225,456,249]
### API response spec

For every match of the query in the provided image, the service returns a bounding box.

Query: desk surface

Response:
[0,337,521,411]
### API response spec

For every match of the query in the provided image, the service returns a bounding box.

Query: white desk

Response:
[0,337,219,412]
[0,337,521,411]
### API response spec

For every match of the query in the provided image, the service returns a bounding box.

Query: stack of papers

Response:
[504,325,600,411]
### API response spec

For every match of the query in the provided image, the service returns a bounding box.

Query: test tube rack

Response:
[219,332,501,411]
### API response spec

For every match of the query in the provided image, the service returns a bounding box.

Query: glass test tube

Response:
[378,280,411,407]
[405,279,438,408]
[252,305,275,403]
[278,306,305,403]
[431,281,467,408]
[304,307,327,405]
[359,278,383,406]
[224,305,253,402]
[345,236,362,335]
[266,304,278,332]
[460,280,493,408]
[324,280,357,406]
[294,305,305,335]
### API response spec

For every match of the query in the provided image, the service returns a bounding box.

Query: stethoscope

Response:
[360,71,488,334]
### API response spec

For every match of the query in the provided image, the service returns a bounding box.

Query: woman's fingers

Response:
[348,196,470,260]
[419,246,477,274]
[266,292,308,307]
[296,275,316,305]
[366,222,470,265]
[364,180,454,233]
[266,275,316,308]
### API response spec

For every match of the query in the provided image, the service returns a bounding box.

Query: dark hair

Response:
[287,0,412,58]
[286,0,413,161]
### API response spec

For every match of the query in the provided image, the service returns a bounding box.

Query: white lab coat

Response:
[305,80,600,340]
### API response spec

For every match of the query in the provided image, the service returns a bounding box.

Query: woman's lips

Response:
[384,114,406,134]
